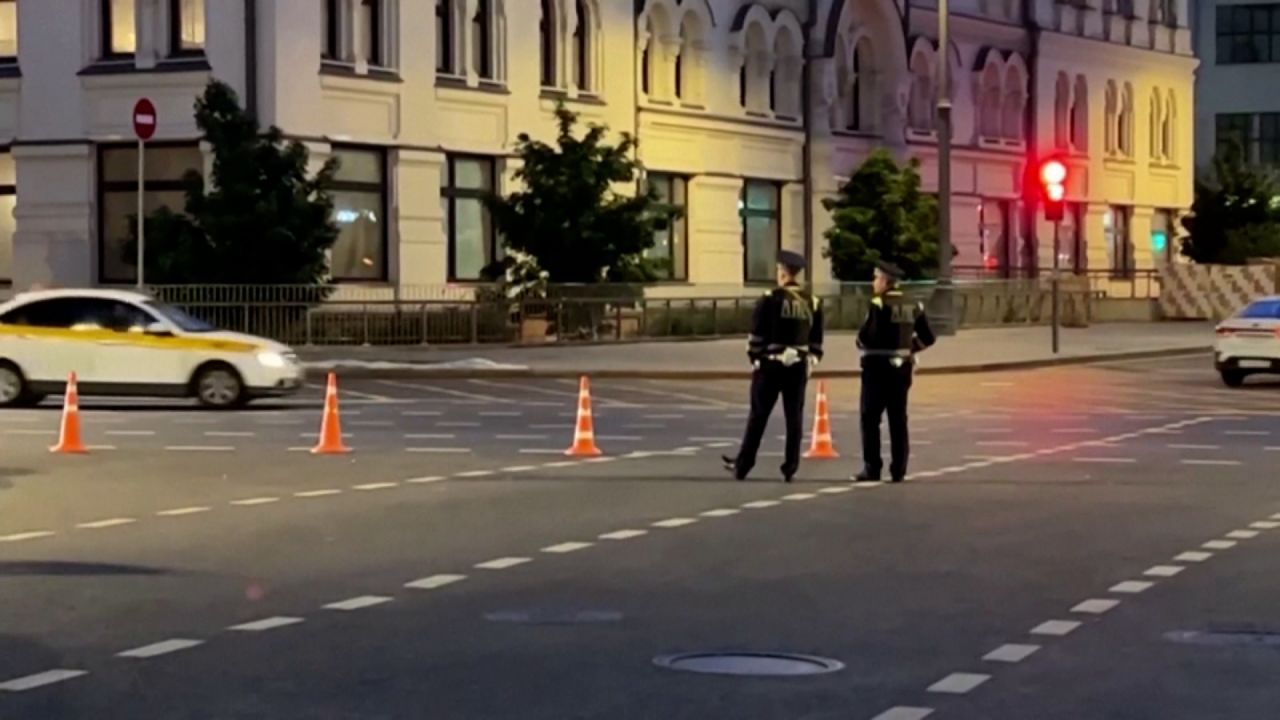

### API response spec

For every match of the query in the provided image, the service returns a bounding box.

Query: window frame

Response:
[359,0,384,68]
[323,0,343,61]
[472,0,493,80]
[442,154,499,283]
[644,173,690,282]
[1215,3,1280,65]
[436,0,456,74]
[328,145,390,283]
[1106,205,1134,279]
[101,0,137,59]
[573,0,591,92]
[740,179,782,284]
[539,0,556,87]
[169,0,206,57]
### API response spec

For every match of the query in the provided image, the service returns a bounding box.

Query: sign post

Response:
[132,98,157,289]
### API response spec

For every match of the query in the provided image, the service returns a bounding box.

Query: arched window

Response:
[979,62,1002,139]
[436,0,455,74]
[1118,82,1134,157]
[472,0,493,80]
[1054,73,1070,149]
[1104,80,1118,154]
[742,22,769,113]
[574,0,592,92]
[639,5,673,101]
[641,17,652,96]
[676,10,707,105]
[539,0,556,87]
[771,27,801,118]
[1149,89,1161,159]
[908,48,934,132]
[1161,90,1175,161]
[839,36,877,132]
[1071,75,1089,152]
[1002,63,1026,142]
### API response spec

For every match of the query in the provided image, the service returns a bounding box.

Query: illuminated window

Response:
[329,147,388,282]
[741,180,780,283]
[0,0,17,60]
[1104,205,1133,278]
[443,155,498,281]
[103,0,137,57]
[171,0,205,54]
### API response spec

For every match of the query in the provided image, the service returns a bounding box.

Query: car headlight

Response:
[257,351,286,368]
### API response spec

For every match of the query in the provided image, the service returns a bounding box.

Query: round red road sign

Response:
[133,98,157,141]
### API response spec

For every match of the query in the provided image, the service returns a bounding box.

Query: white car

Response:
[0,288,304,408]
[1214,295,1280,387]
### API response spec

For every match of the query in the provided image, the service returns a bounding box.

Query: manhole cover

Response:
[653,652,844,677]
[1166,626,1280,647]
[484,610,623,625]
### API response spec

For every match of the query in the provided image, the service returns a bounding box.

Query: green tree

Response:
[486,103,670,284]
[1181,140,1280,264]
[822,148,940,281]
[125,80,340,284]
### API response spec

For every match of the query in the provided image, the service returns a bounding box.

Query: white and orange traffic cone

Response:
[565,375,603,457]
[311,372,351,455]
[50,372,88,454]
[803,380,839,459]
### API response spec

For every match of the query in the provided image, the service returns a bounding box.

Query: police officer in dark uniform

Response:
[723,250,824,483]
[855,261,935,483]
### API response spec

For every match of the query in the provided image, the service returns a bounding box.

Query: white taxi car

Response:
[0,288,304,408]
[1214,295,1280,387]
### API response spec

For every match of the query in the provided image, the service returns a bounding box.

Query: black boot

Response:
[722,455,747,481]
[851,469,881,482]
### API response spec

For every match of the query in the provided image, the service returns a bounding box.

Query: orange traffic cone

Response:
[311,372,351,455]
[50,372,88,454]
[565,375,602,456]
[803,380,839,459]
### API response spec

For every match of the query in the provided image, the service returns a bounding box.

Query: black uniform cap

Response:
[777,250,806,274]
[875,260,905,280]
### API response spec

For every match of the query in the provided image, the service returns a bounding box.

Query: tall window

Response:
[1105,205,1133,278]
[540,0,556,87]
[103,0,138,57]
[741,180,780,283]
[978,199,1011,275]
[1054,73,1070,149]
[436,0,455,73]
[0,0,17,61]
[645,174,688,281]
[1150,208,1175,262]
[472,0,493,79]
[1216,3,1280,64]
[1118,83,1134,157]
[1071,75,1088,152]
[359,0,383,66]
[171,0,205,54]
[443,156,497,281]
[1061,202,1087,273]
[323,0,342,60]
[329,147,388,282]
[98,144,203,283]
[574,0,591,92]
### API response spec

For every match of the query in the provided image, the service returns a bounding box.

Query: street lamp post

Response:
[934,0,956,335]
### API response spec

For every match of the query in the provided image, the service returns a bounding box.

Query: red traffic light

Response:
[1046,183,1065,202]
[1039,159,1067,186]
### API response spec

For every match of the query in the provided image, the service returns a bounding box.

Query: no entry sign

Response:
[133,98,157,141]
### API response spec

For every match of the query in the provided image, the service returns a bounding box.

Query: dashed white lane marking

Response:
[583,457,617,464]
[1073,457,1138,464]
[1072,599,1121,614]
[1267,446,1280,452]
[1031,620,1081,636]
[0,669,88,692]
[644,414,685,419]
[353,482,399,491]
[405,476,445,484]
[496,434,549,440]
[3,428,55,435]
[475,557,532,570]
[542,460,579,468]
[438,422,481,428]
[455,470,495,478]
[231,497,280,506]
[854,481,884,488]
[402,410,443,417]
[501,465,538,472]
[690,436,738,442]
[480,411,522,417]
[405,574,467,590]
[405,447,472,454]
[599,529,648,540]
[156,506,211,517]
[228,616,304,632]
[1203,539,1237,550]
[700,509,742,517]
[818,486,853,494]
[927,672,990,694]
[1225,430,1270,436]
[1110,580,1155,594]
[164,445,235,452]
[742,500,782,509]
[0,531,55,543]
[105,430,156,436]
[707,441,735,448]
[983,643,1040,663]
[324,596,393,611]
[295,489,342,498]
[76,518,136,529]
[117,639,204,658]
[1175,551,1213,562]
[1180,459,1242,466]
[1168,443,1221,450]
[1226,529,1260,539]
[1144,565,1185,577]
[652,518,698,528]
[782,493,817,501]
[542,541,593,554]
[1250,520,1280,530]
[204,431,256,438]
[624,423,665,429]
[596,435,643,442]
[870,708,934,720]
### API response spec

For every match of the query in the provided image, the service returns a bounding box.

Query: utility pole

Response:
[934,0,956,335]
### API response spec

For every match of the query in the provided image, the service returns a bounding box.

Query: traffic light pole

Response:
[1051,218,1061,355]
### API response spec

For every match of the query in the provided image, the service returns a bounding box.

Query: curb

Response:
[304,346,1211,381]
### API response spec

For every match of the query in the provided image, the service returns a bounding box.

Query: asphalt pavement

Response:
[1,355,1278,719]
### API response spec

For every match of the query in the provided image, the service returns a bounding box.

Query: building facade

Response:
[0,0,1195,293]
[1193,0,1280,171]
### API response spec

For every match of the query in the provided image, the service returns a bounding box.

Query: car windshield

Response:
[144,302,216,332]
[1238,299,1280,320]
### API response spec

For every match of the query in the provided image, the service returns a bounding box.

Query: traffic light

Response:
[1039,158,1067,222]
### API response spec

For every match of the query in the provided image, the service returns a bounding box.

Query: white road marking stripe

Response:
[983,644,1040,663]
[542,541,593,554]
[455,470,494,478]
[86,445,118,451]
[353,482,399,490]
[1226,529,1260,539]
[1072,598,1120,614]
[3,428,56,435]
[707,441,734,448]
[165,446,235,452]
[624,423,665,429]
[645,414,686,419]
[1225,430,1270,436]
[742,500,781,509]
[0,669,88,691]
[854,481,884,488]
[1180,459,1242,466]
[76,518,136,529]
[818,486,853,494]
[496,434,549,440]
[476,557,532,570]
[700,508,741,517]
[1073,457,1137,463]
[295,489,342,497]
[1203,539,1237,549]
[117,639,204,658]
[783,493,817,501]
[501,465,538,472]
[0,531,55,542]
[405,574,467,590]
[402,410,443,416]
[652,518,698,528]
[583,457,617,464]
[156,506,211,516]
[1266,446,1280,452]
[480,411,522,417]
[205,431,255,437]
[405,447,471,454]
[927,672,990,694]
[1031,620,1081,636]
[1144,565,1185,577]
[324,595,393,611]
[231,497,280,506]
[599,529,648,540]
[404,476,445,484]
[1168,444,1221,450]
[438,422,481,428]
[1175,551,1213,562]
[105,430,156,436]
[542,460,579,468]
[228,616,304,632]
[690,436,738,442]
[1110,580,1154,593]
[869,708,934,720]
[349,420,394,427]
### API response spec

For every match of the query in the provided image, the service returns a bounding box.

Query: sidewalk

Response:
[298,322,1215,379]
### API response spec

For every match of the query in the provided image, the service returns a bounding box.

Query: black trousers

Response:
[735,361,808,479]
[860,360,914,479]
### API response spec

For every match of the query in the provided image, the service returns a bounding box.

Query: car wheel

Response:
[194,364,246,408]
[0,362,28,408]
[1221,370,1247,388]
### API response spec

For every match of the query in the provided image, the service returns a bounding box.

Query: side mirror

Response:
[144,322,173,337]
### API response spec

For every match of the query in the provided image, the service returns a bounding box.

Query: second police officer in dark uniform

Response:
[723,250,824,483]
[855,261,936,483]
